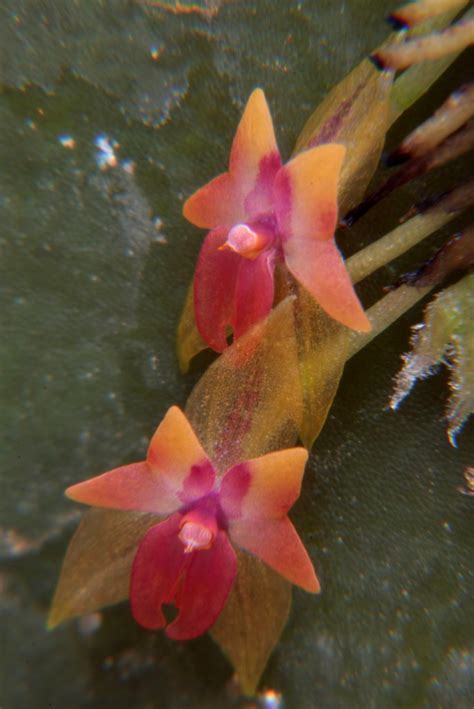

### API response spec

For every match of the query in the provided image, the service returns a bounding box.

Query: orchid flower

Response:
[183,88,371,352]
[65,406,319,640]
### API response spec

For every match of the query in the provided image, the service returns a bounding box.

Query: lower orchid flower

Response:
[65,406,319,640]
[183,88,371,352]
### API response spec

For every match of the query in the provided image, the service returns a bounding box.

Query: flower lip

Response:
[220,217,276,261]
[179,520,214,553]
[178,491,227,553]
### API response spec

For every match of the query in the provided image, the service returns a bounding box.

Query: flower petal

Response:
[167,530,237,640]
[194,227,241,352]
[147,406,215,504]
[284,238,371,332]
[232,249,276,341]
[129,514,184,630]
[274,143,346,243]
[194,229,276,351]
[230,88,281,219]
[183,172,244,230]
[273,143,370,331]
[220,448,308,520]
[183,89,281,230]
[229,516,319,593]
[66,407,215,515]
[65,461,180,515]
[131,515,237,638]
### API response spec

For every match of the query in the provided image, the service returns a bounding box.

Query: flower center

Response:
[220,223,270,260]
[178,521,214,554]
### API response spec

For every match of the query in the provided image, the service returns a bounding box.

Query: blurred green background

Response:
[1,1,473,707]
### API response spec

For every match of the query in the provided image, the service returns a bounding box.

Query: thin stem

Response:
[346,211,450,284]
[346,180,474,284]
[346,284,433,359]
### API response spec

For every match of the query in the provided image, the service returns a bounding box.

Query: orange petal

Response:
[274,143,346,243]
[229,516,320,593]
[147,406,215,500]
[220,448,308,520]
[230,88,281,218]
[65,461,180,515]
[66,407,215,515]
[183,172,244,230]
[284,238,371,332]
[183,90,280,229]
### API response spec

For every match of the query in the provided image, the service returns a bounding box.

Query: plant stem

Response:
[346,180,474,284]
[346,284,432,359]
[346,211,449,284]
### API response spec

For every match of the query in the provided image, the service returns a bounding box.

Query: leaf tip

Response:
[386,12,410,31]
[369,52,387,72]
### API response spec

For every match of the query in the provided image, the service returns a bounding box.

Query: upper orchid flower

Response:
[183,88,371,352]
[65,406,319,640]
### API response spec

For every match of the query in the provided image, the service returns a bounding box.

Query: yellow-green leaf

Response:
[48,509,158,628]
[211,550,291,696]
[294,58,393,212]
[176,282,208,373]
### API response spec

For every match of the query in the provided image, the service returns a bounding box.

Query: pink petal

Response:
[183,172,244,230]
[230,88,281,220]
[130,514,184,630]
[167,530,237,640]
[232,248,276,340]
[274,144,346,243]
[65,461,179,515]
[194,227,241,352]
[284,238,371,332]
[130,515,236,638]
[194,228,276,351]
[229,516,320,593]
[220,448,308,520]
[147,406,215,504]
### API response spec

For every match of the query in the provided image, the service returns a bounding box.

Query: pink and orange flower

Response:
[184,88,371,352]
[65,406,319,640]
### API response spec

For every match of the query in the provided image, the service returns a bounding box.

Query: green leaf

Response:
[294,58,393,212]
[48,509,158,628]
[211,550,291,696]
[176,282,208,373]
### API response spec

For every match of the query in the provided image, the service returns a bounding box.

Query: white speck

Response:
[258,689,283,709]
[121,158,135,174]
[94,134,119,170]
[150,46,161,60]
[58,134,76,149]
[152,216,167,243]
[77,612,102,636]
[25,118,37,130]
